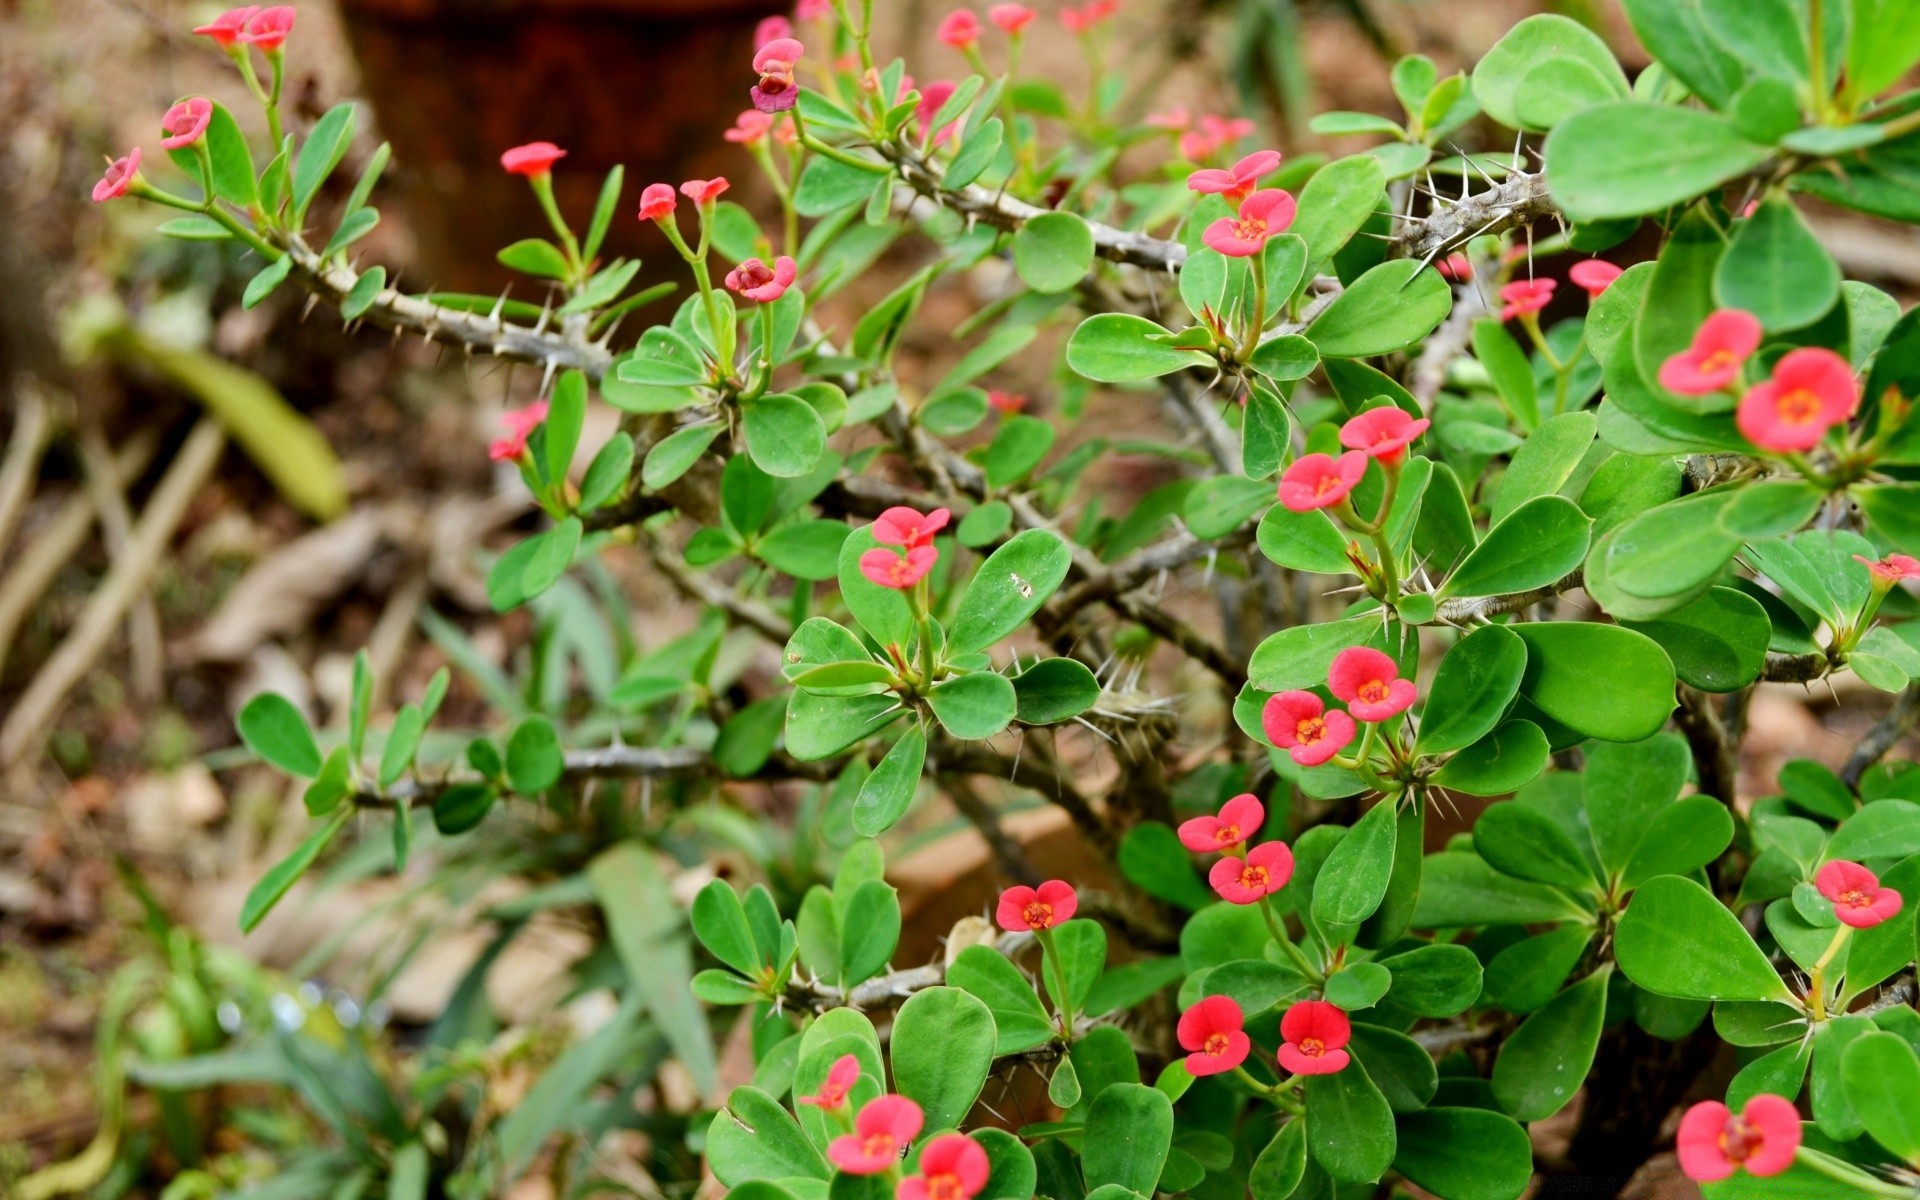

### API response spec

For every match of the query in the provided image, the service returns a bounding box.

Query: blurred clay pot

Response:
[335,0,784,291]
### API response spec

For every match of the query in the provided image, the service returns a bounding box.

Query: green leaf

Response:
[743,394,826,479]
[303,746,351,816]
[986,415,1056,487]
[1431,721,1550,796]
[377,704,425,788]
[617,327,708,388]
[1842,1031,1920,1160]
[544,370,587,488]
[1118,822,1216,911]
[1440,496,1591,598]
[949,529,1071,655]
[785,689,903,761]
[1544,104,1769,221]
[291,103,357,226]
[795,154,887,216]
[1325,963,1393,1011]
[1474,801,1596,890]
[242,256,293,311]
[1616,875,1792,1001]
[498,238,572,279]
[1083,1084,1174,1195]
[1305,260,1452,358]
[1249,615,1404,693]
[759,519,852,581]
[1514,623,1676,743]
[1313,800,1399,930]
[1393,1108,1534,1200]
[1492,969,1609,1120]
[204,101,257,206]
[341,266,386,320]
[947,945,1056,1054]
[1494,412,1595,521]
[933,325,1036,398]
[1621,586,1770,693]
[238,692,322,777]
[692,880,762,976]
[837,527,916,647]
[1013,657,1100,725]
[578,433,635,512]
[839,878,901,986]
[1304,1066,1395,1183]
[590,844,719,1098]
[1486,928,1593,1014]
[1584,732,1692,873]
[239,807,350,932]
[505,715,565,794]
[708,1086,830,1185]
[1829,799,1920,860]
[431,782,496,835]
[642,422,723,491]
[1289,154,1388,265]
[1013,211,1095,294]
[584,165,623,264]
[1256,502,1348,574]
[1413,852,1589,927]
[890,987,996,1130]
[1048,919,1108,1013]
[1377,943,1483,1017]
[1066,314,1213,383]
[1250,1123,1306,1200]
[1416,625,1528,756]
[1472,14,1628,132]
[1249,335,1320,384]
[854,725,925,836]
[1619,0,1744,107]
[928,671,1018,740]
[1716,194,1841,331]
[944,118,1005,188]
[1623,794,1737,889]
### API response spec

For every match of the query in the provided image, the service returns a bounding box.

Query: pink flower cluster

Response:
[1060,0,1119,34]
[859,506,948,590]
[192,5,294,50]
[1260,646,1414,770]
[726,256,797,304]
[1175,996,1351,1078]
[1656,310,1860,453]
[489,400,549,463]
[1177,793,1294,905]
[1148,110,1255,162]
[939,7,1039,48]
[1277,407,1428,515]
[751,36,806,113]
[809,1080,989,1200]
[1201,189,1295,258]
[637,178,732,225]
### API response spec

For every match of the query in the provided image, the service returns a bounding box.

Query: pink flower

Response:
[1568,259,1622,301]
[1658,309,1762,395]
[1677,1096,1800,1182]
[725,109,775,144]
[938,9,981,48]
[92,148,142,203]
[488,400,549,462]
[1815,860,1904,929]
[725,255,798,303]
[987,390,1026,414]
[1737,347,1857,453]
[827,1095,924,1174]
[756,15,794,46]
[1177,996,1250,1076]
[1261,691,1355,767]
[1179,114,1254,161]
[1187,150,1283,204]
[1208,841,1294,904]
[915,81,960,143]
[798,1054,860,1109]
[1278,1001,1350,1076]
[159,97,213,151]
[1277,450,1366,513]
[1145,107,1191,132]
[752,36,805,113]
[1339,407,1429,466]
[1201,188,1296,257]
[193,6,259,46]
[501,142,566,178]
[860,545,938,590]
[995,880,1077,931]
[1062,0,1119,29]
[1856,553,1920,586]
[1327,647,1415,723]
[798,0,834,19]
[1435,253,1472,282]
[680,177,730,205]
[1178,793,1263,853]
[988,3,1036,33]
[1499,278,1554,322]
[872,506,950,550]
[637,183,677,222]
[238,6,294,49]
[898,1135,989,1200]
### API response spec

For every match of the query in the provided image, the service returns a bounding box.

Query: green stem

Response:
[1229,1064,1280,1099]
[1806,924,1852,1021]
[263,52,286,161]
[800,133,888,173]
[1239,252,1269,361]
[1793,1147,1910,1197]
[1808,0,1830,119]
[1259,896,1321,982]
[530,173,584,281]
[1036,927,1075,1039]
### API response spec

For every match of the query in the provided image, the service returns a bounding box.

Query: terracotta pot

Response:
[335,0,785,291]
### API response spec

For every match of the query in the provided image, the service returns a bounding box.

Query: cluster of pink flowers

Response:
[1060,0,1119,34]
[725,109,795,148]
[1201,189,1295,257]
[1277,407,1427,514]
[1177,793,1294,904]
[1814,859,1903,928]
[751,36,806,114]
[1495,260,1620,322]
[806,1067,989,1200]
[192,5,294,50]
[995,879,1077,931]
[1656,310,1860,453]
[636,177,731,225]
[1176,996,1351,1078]
[1148,110,1255,162]
[1677,1095,1800,1182]
[1498,277,1554,322]
[859,506,948,590]
[1187,151,1281,204]
[726,256,798,304]
[489,400,550,463]
[1260,646,1414,769]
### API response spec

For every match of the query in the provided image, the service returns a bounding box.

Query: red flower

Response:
[898,1134,989,1200]
[915,81,961,143]
[1676,1096,1800,1182]
[238,6,294,49]
[193,6,259,46]
[1658,309,1761,395]
[1261,691,1355,767]
[937,9,981,48]
[752,36,805,113]
[860,545,938,590]
[1737,348,1857,453]
[1435,253,1472,282]
[995,880,1077,931]
[756,14,794,46]
[798,0,835,19]
[1339,407,1429,466]
[873,506,950,549]
[91,147,142,203]
[1568,259,1622,301]
[488,400,549,462]
[637,183,677,222]
[1814,860,1904,929]
[501,142,567,178]
[1177,996,1250,1076]
[798,1054,860,1108]
[1499,278,1554,322]
[1179,114,1254,161]
[1276,450,1365,513]
[1277,1001,1350,1076]
[1186,150,1282,204]
[726,255,798,304]
[987,390,1026,414]
[1208,841,1294,904]
[827,1095,924,1174]
[681,176,731,206]
[1201,188,1295,257]
[1177,793,1263,853]
[1145,107,1191,132]
[160,97,213,151]
[726,109,775,144]
[1327,647,1415,723]
[988,4,1036,33]
[1855,553,1920,586]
